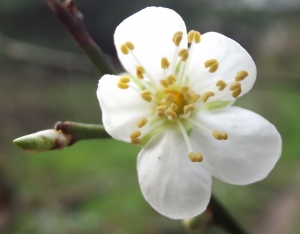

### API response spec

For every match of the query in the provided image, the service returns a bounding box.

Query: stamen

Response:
[192,94,201,103]
[125,41,135,50]
[216,80,227,91]
[120,44,129,55]
[166,75,176,85]
[187,30,201,44]
[188,152,197,162]
[172,31,183,46]
[137,118,147,128]
[230,82,241,91]
[119,76,130,83]
[165,93,174,106]
[178,48,189,61]
[136,65,145,79]
[156,105,166,118]
[184,91,193,99]
[130,130,141,139]
[140,90,152,102]
[232,88,242,98]
[213,130,228,140]
[161,57,170,69]
[165,109,177,121]
[195,153,203,162]
[183,104,195,114]
[235,70,248,81]
[204,59,219,73]
[170,103,178,111]
[160,79,169,88]
[201,91,215,102]
[181,86,189,92]
[117,82,129,89]
[131,138,141,145]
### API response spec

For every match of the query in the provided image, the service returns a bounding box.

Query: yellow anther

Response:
[204,59,217,68]
[188,152,197,162]
[125,41,135,50]
[165,93,175,104]
[156,105,166,112]
[184,91,193,99]
[183,104,194,114]
[140,90,152,102]
[216,80,227,91]
[181,86,189,92]
[194,31,201,43]
[156,111,165,118]
[136,65,145,79]
[166,109,177,121]
[188,104,195,111]
[161,57,170,69]
[235,70,249,81]
[170,103,178,111]
[232,88,242,98]
[178,49,189,61]
[137,118,147,128]
[117,82,129,89]
[187,30,201,44]
[187,30,195,43]
[172,31,183,46]
[213,130,222,140]
[120,44,129,55]
[220,131,228,140]
[131,138,141,145]
[209,63,219,73]
[119,76,130,83]
[195,153,203,162]
[160,79,169,88]
[166,74,176,85]
[192,94,201,102]
[130,130,141,139]
[201,91,215,102]
[230,82,241,91]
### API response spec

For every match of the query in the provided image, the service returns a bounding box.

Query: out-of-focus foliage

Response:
[0,0,299,233]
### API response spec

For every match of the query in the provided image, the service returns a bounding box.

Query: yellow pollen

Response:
[204,59,219,73]
[187,30,195,43]
[156,105,166,112]
[232,88,242,98]
[181,86,189,92]
[188,152,197,162]
[192,94,201,102]
[184,91,193,99]
[172,31,183,46]
[160,79,169,88]
[161,57,170,69]
[178,48,189,61]
[201,91,215,102]
[166,109,177,121]
[235,70,248,81]
[216,80,227,91]
[130,130,141,139]
[156,111,165,118]
[131,138,141,145]
[125,41,135,50]
[213,130,228,140]
[120,44,129,55]
[166,75,176,85]
[140,90,152,102]
[187,30,201,44]
[195,153,203,162]
[137,118,147,128]
[117,82,129,89]
[165,93,175,105]
[183,104,195,114]
[230,82,241,91]
[170,103,178,111]
[119,76,130,83]
[136,65,145,79]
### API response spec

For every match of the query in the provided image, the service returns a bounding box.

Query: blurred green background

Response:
[1,0,300,233]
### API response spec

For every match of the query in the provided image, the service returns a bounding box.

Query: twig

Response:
[45,0,116,75]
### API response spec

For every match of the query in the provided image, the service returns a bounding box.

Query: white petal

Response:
[190,107,282,185]
[137,126,212,219]
[97,75,152,142]
[188,32,256,101]
[114,7,187,83]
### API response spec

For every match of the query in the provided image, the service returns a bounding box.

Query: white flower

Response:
[97,7,282,219]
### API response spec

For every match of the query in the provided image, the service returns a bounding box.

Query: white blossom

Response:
[97,7,282,219]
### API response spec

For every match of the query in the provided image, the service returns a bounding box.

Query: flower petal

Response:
[97,75,152,142]
[137,126,212,219]
[114,7,187,83]
[188,32,256,101]
[190,107,282,185]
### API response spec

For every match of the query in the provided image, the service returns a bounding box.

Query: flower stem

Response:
[45,0,117,76]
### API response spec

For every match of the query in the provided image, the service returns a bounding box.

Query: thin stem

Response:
[45,0,117,76]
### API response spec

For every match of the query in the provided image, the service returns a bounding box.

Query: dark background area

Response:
[0,0,299,233]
